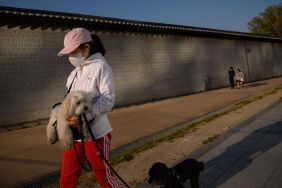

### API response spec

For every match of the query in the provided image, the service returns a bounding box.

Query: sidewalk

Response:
[193,98,282,187]
[0,77,281,188]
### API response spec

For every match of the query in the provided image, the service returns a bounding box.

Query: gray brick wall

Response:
[0,27,282,125]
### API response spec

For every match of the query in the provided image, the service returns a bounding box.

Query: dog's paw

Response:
[61,137,74,150]
[47,136,58,145]
[64,144,73,151]
[61,141,73,150]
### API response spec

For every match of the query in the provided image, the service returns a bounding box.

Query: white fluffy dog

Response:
[46,90,93,150]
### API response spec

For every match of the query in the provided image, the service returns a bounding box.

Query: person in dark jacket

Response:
[228,67,235,89]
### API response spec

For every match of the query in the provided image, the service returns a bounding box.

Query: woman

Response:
[57,28,119,188]
[235,68,244,89]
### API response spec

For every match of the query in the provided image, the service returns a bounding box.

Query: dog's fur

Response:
[148,159,204,188]
[46,91,93,150]
[46,103,60,145]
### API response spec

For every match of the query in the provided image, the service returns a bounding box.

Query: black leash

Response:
[73,141,92,172]
[82,114,131,188]
[73,116,92,172]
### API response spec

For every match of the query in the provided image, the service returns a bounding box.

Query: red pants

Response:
[60,133,120,188]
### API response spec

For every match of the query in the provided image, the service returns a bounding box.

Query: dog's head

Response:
[62,91,93,118]
[148,162,170,186]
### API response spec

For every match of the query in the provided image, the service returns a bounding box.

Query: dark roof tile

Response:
[1,5,282,42]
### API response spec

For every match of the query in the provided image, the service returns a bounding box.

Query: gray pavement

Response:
[191,100,282,188]
[0,77,281,188]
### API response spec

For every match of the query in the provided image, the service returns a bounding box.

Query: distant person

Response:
[235,68,244,89]
[228,67,235,89]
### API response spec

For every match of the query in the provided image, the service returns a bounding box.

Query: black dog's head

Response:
[148,162,170,185]
[148,162,183,188]
[148,159,204,188]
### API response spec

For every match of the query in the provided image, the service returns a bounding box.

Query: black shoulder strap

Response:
[67,72,77,94]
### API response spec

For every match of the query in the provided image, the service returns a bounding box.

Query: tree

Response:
[248,4,282,37]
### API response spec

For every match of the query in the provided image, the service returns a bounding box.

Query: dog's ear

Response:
[61,93,74,119]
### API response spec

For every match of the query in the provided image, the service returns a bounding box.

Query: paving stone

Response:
[239,119,274,134]
[217,161,275,188]
[228,159,252,174]
[196,101,282,187]
[200,167,225,185]
[205,154,237,170]
[263,160,282,188]
[212,171,235,187]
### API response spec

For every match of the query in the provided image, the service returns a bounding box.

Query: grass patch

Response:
[77,172,97,188]
[202,134,221,144]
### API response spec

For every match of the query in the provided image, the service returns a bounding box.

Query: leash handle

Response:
[82,114,131,188]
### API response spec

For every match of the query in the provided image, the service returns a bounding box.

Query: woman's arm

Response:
[92,63,115,118]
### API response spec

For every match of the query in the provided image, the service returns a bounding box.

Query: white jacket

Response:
[66,53,115,139]
[235,71,244,82]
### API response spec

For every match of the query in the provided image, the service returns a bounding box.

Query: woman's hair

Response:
[79,34,106,56]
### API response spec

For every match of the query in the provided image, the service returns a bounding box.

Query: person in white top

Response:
[57,28,119,188]
[235,68,244,89]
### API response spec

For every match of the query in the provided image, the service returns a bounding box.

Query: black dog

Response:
[148,159,204,188]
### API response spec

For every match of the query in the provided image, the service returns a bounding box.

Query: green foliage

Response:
[248,4,282,37]
[202,134,220,144]
[77,172,97,188]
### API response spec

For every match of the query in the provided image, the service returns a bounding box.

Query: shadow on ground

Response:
[244,82,267,88]
[199,120,282,187]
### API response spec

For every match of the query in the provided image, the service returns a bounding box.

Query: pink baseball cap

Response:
[57,28,92,57]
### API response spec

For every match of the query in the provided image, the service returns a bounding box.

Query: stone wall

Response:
[0,27,281,125]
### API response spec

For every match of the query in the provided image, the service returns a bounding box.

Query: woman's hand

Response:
[67,115,79,128]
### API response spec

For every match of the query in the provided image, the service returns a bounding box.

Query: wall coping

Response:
[1,5,282,42]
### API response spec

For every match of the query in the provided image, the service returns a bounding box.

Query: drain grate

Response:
[17,171,60,188]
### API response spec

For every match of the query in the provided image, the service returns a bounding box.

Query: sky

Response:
[0,0,281,33]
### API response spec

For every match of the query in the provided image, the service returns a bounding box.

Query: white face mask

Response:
[68,52,85,67]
